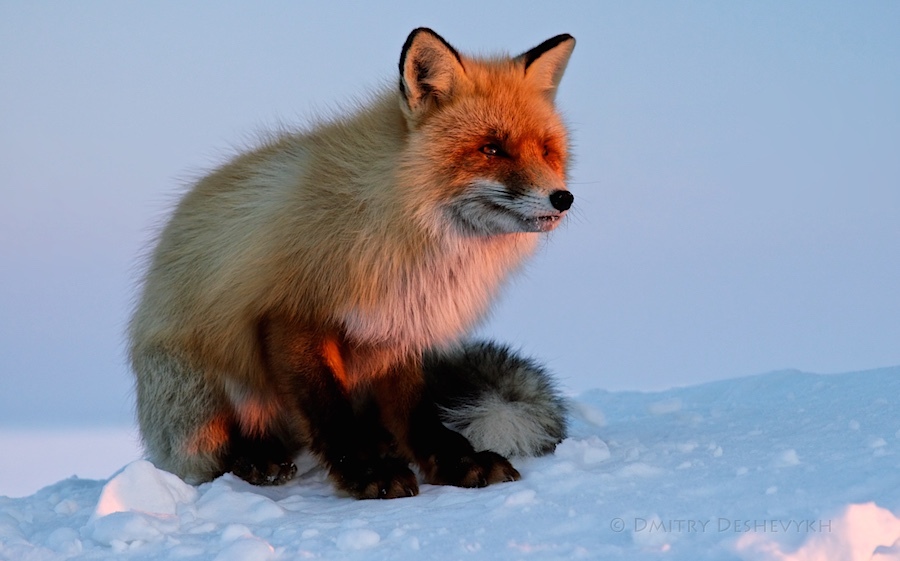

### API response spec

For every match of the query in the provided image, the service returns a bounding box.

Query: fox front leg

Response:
[262,321,418,499]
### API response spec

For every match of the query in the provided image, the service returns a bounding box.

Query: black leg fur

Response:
[314,393,418,499]
[260,322,418,499]
[314,391,418,499]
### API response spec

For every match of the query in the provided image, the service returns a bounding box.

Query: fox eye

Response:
[480,143,502,157]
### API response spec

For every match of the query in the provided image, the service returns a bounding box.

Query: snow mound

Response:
[92,460,197,519]
[737,502,900,561]
[1,367,898,560]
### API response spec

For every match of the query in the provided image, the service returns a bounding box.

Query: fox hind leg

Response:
[134,346,301,486]
[133,347,233,484]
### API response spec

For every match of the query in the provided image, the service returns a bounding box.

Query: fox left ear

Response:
[399,28,466,122]
[517,34,576,100]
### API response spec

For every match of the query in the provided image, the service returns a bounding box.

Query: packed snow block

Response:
[86,512,174,548]
[195,479,285,524]
[91,460,197,519]
[336,529,382,551]
[555,436,611,467]
[84,461,197,547]
[83,461,198,548]
[211,537,276,561]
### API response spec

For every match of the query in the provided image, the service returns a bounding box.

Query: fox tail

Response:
[423,340,568,458]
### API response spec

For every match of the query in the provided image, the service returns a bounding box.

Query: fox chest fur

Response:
[337,231,536,352]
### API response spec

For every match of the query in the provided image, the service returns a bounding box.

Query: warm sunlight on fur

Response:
[130,28,574,498]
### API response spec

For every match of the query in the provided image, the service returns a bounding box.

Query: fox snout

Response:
[446,180,573,236]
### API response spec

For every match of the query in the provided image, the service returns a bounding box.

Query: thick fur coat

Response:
[130,28,575,498]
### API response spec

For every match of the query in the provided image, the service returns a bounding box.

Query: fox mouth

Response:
[494,206,566,233]
[504,205,565,233]
[533,213,563,231]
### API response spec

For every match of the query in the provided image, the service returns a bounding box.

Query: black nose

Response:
[549,190,574,211]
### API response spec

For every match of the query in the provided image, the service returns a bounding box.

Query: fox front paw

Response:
[331,456,419,499]
[426,450,521,488]
[231,457,298,486]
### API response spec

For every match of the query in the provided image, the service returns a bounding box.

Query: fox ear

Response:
[517,34,576,100]
[399,28,465,120]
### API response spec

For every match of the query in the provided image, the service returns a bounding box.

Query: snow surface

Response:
[2,368,899,560]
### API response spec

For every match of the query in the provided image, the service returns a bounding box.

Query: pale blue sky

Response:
[2,2,898,426]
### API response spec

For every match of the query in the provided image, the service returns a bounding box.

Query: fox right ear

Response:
[399,28,466,121]
[517,34,576,101]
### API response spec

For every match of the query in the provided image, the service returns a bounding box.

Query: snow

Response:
[2,367,899,560]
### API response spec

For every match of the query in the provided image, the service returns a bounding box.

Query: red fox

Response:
[130,28,575,499]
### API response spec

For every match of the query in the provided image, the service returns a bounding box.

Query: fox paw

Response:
[427,450,521,488]
[231,457,298,486]
[332,457,419,500]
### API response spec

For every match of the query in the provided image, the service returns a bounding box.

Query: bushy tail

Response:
[423,340,568,458]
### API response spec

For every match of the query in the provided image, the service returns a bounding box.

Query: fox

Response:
[129,28,575,499]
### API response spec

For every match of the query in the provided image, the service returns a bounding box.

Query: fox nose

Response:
[549,189,574,211]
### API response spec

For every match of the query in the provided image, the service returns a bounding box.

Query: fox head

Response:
[398,28,576,236]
